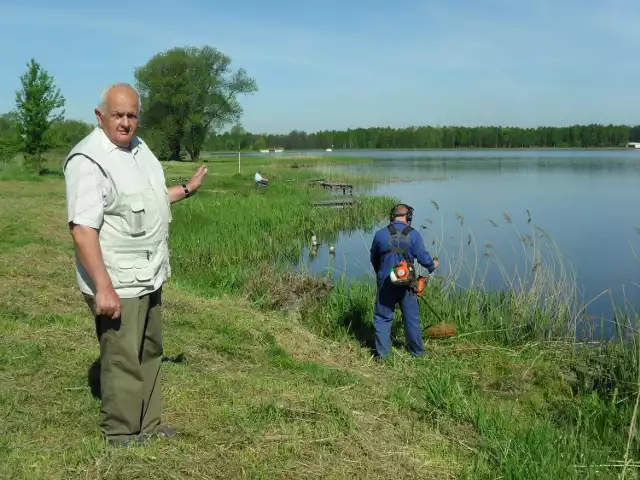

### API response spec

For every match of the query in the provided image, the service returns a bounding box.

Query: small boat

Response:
[259,148,284,153]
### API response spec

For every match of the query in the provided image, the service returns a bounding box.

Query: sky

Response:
[0,0,638,134]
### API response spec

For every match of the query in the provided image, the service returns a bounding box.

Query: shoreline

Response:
[203,146,640,155]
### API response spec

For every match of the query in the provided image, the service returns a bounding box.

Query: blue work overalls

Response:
[370,221,434,358]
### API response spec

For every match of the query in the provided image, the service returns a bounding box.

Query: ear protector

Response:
[389,203,414,223]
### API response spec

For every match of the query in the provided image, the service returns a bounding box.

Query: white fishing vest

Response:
[64,127,172,298]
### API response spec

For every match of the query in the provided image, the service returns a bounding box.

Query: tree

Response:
[48,119,93,150]
[14,59,65,173]
[135,49,191,161]
[134,45,257,161]
[0,113,21,169]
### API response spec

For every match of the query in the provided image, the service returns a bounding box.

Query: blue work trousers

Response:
[372,279,424,358]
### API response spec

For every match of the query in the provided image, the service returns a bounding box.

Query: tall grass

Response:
[290,203,579,341]
[168,177,395,296]
[299,194,638,343]
[299,196,640,396]
[416,201,581,343]
[416,199,639,353]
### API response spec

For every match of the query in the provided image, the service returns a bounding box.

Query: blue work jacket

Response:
[369,220,436,285]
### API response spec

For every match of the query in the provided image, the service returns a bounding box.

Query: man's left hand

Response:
[187,165,208,193]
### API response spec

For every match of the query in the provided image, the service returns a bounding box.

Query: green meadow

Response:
[1,152,639,479]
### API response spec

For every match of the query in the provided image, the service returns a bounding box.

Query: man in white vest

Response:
[254,169,269,186]
[63,83,207,446]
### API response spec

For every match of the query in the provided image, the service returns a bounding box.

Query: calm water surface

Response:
[296,150,640,333]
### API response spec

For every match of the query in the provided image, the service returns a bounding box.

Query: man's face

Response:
[95,86,139,148]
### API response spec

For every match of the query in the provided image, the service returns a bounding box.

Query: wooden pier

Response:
[307,178,327,185]
[321,182,353,195]
[308,181,353,195]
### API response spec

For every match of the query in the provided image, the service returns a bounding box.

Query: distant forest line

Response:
[3,115,640,158]
[205,123,640,152]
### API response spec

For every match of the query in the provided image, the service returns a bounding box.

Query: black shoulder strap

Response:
[379,223,411,259]
[387,224,412,236]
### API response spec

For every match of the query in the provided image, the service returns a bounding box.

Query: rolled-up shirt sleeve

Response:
[64,155,109,230]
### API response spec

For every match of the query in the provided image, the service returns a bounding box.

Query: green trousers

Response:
[84,288,164,442]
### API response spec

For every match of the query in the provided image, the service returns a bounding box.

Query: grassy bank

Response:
[168,182,392,296]
[1,155,639,479]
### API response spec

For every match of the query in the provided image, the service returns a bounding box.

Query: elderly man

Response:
[63,83,207,446]
[254,169,269,186]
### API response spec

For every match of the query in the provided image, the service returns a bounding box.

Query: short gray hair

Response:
[98,83,141,115]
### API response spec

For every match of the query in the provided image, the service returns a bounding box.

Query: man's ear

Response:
[94,108,103,127]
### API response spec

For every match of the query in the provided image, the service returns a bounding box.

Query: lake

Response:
[291,149,640,338]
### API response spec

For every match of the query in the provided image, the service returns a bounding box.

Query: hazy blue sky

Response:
[0,0,638,133]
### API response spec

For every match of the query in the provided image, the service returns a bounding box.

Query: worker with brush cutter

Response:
[369,203,439,358]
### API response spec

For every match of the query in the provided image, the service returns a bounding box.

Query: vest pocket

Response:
[116,258,136,284]
[113,253,154,286]
[128,201,146,236]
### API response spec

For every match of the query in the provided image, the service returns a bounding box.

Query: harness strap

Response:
[379,223,413,259]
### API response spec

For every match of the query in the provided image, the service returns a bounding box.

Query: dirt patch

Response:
[245,265,333,317]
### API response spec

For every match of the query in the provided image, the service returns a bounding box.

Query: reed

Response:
[301,197,640,391]
[168,177,395,297]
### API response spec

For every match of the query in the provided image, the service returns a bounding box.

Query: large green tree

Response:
[134,45,257,161]
[14,58,66,173]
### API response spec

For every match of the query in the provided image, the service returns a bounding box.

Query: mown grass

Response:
[1,153,640,479]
